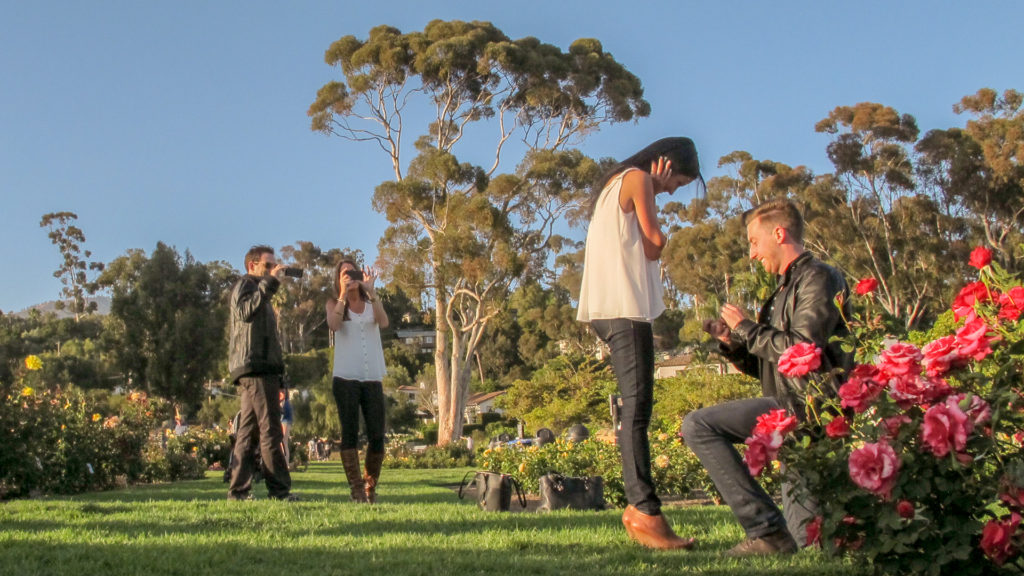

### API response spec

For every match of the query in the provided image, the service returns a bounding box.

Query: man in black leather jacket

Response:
[226,245,297,501]
[681,199,851,556]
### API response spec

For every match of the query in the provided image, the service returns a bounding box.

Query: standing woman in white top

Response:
[578,137,702,550]
[326,259,389,503]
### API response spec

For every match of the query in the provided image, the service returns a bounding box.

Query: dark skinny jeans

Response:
[590,318,661,516]
[332,377,386,453]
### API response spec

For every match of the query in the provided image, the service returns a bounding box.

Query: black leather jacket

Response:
[720,252,852,417]
[228,274,284,383]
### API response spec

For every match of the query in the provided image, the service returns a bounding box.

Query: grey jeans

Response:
[681,397,816,543]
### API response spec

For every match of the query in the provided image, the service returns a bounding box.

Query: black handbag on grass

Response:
[538,472,605,511]
[458,471,527,511]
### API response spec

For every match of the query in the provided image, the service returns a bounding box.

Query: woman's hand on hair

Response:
[650,156,673,193]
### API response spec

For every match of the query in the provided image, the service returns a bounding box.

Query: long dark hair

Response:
[332,259,370,322]
[589,137,705,215]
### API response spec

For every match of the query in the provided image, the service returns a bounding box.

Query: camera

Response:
[283,267,304,278]
[344,270,364,281]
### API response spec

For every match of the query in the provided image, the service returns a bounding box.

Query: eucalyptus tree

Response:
[308,20,649,443]
[811,102,951,330]
[952,88,1024,267]
[661,152,810,320]
[273,242,358,353]
[39,212,104,321]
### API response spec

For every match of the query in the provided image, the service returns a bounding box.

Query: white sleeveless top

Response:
[577,168,665,323]
[332,304,387,382]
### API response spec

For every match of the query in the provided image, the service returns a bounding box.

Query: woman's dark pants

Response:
[590,318,661,515]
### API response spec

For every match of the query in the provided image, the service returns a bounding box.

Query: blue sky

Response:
[3,1,1021,313]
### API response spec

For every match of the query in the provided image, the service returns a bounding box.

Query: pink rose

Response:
[968,245,992,269]
[880,414,912,439]
[839,364,884,413]
[921,398,971,458]
[805,516,823,547]
[952,281,996,321]
[999,286,1024,322]
[743,435,772,476]
[889,374,953,408]
[777,342,823,377]
[951,393,992,428]
[955,317,999,362]
[876,342,923,380]
[980,513,1021,566]
[896,499,915,519]
[753,409,798,436]
[921,335,967,377]
[855,277,879,296]
[849,442,900,498]
[825,415,851,438]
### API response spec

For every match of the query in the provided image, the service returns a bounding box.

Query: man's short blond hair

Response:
[742,199,805,244]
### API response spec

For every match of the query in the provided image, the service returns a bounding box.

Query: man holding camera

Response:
[227,245,299,501]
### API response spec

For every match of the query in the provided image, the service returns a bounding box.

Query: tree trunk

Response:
[434,295,453,444]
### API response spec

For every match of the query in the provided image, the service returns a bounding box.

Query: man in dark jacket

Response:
[226,245,297,501]
[681,199,851,556]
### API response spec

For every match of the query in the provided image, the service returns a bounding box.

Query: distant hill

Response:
[10,296,111,319]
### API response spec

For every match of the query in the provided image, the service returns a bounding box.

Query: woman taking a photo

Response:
[326,259,389,503]
[577,137,703,549]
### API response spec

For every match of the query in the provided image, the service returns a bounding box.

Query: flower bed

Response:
[745,247,1024,575]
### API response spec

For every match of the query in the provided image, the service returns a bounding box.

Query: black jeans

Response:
[332,377,386,453]
[228,375,292,499]
[590,318,661,515]
[681,397,816,542]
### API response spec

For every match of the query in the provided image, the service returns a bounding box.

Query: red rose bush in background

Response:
[744,248,1024,575]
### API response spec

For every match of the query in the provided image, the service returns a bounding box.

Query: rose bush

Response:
[745,248,1024,575]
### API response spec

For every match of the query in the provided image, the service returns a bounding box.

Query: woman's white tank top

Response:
[576,168,665,323]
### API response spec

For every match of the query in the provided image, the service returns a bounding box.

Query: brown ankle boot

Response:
[340,449,367,503]
[622,505,696,550]
[363,451,384,504]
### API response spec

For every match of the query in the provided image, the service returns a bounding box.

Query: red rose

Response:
[849,441,900,498]
[999,286,1024,321]
[921,398,971,458]
[952,281,996,321]
[839,364,884,413]
[955,316,999,362]
[855,277,879,296]
[777,341,823,378]
[1000,478,1024,510]
[896,499,915,519]
[921,335,967,377]
[980,513,1021,566]
[753,409,799,436]
[969,245,993,269]
[876,342,923,380]
[825,415,851,438]
[805,516,823,547]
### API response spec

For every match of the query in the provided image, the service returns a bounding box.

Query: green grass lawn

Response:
[0,462,867,576]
